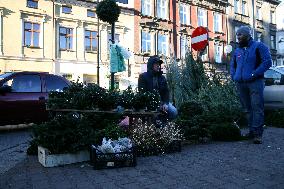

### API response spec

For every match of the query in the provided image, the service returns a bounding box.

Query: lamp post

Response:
[110,22,115,90]
[95,0,120,90]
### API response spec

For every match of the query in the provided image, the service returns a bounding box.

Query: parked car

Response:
[264,66,284,109]
[0,72,70,125]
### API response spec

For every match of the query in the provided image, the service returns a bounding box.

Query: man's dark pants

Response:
[236,79,265,137]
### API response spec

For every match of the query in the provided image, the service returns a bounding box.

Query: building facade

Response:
[227,0,280,66]
[0,0,135,89]
[133,0,228,74]
[276,1,284,66]
[0,0,281,89]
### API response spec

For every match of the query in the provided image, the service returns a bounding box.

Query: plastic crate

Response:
[90,145,137,170]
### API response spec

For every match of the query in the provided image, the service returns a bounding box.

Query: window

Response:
[108,33,120,44]
[214,45,223,63]
[62,5,72,14]
[87,10,96,18]
[241,1,246,15]
[234,0,239,13]
[141,31,152,53]
[116,0,128,4]
[270,11,275,24]
[201,46,208,61]
[214,13,222,32]
[256,6,261,20]
[24,22,40,47]
[85,30,98,51]
[6,74,41,93]
[27,0,38,9]
[279,36,284,50]
[157,0,168,19]
[59,27,73,50]
[45,75,69,92]
[179,4,190,25]
[141,0,151,16]
[157,34,167,56]
[271,35,276,49]
[256,32,262,42]
[198,9,207,27]
[180,35,188,59]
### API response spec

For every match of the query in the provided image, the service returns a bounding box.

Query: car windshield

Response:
[0,73,13,80]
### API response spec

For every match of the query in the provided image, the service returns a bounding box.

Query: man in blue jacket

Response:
[138,55,177,119]
[230,26,272,144]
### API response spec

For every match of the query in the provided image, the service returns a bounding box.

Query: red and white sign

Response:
[191,26,208,51]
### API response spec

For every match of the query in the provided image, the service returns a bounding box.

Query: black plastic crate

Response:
[90,145,137,170]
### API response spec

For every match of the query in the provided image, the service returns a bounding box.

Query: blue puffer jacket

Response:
[230,39,272,82]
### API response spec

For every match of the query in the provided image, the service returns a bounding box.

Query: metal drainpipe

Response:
[52,0,55,74]
[97,0,100,86]
[252,0,255,39]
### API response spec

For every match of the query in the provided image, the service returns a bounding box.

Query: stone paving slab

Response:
[0,127,283,189]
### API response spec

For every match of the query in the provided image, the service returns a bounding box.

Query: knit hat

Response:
[236,26,251,37]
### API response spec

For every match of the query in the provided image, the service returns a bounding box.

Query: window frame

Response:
[214,44,223,64]
[23,22,40,47]
[157,33,168,56]
[241,1,246,15]
[271,35,276,49]
[214,13,222,32]
[270,11,275,24]
[179,3,190,25]
[256,6,262,20]
[85,30,98,52]
[62,5,72,14]
[27,0,38,9]
[59,27,73,50]
[197,8,207,27]
[116,0,128,4]
[141,31,152,53]
[256,32,262,42]
[87,9,96,18]
[234,0,239,13]
[157,0,168,19]
[141,0,151,16]
[180,35,188,59]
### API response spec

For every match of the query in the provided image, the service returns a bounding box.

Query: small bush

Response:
[30,114,97,154]
[131,120,183,156]
[265,109,284,128]
[209,122,242,141]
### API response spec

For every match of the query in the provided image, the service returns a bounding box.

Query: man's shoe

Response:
[243,132,254,139]
[253,136,262,144]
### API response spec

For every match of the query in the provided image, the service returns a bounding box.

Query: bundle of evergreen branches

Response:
[166,51,242,142]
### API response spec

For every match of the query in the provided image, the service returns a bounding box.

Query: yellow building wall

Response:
[0,0,135,89]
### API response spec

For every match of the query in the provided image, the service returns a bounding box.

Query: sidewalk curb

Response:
[0,123,34,131]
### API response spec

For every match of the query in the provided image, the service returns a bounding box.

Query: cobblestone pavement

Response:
[0,130,31,174]
[0,127,283,189]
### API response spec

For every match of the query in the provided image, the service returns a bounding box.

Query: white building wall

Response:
[276,2,284,66]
